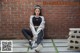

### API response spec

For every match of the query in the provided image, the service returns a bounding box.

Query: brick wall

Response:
[0,0,80,39]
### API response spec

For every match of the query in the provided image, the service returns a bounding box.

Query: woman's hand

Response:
[33,34,38,38]
[33,33,38,41]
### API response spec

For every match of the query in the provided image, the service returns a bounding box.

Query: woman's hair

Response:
[33,5,42,16]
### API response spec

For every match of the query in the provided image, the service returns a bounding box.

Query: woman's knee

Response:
[22,28,27,33]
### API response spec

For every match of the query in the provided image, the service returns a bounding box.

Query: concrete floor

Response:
[0,39,80,53]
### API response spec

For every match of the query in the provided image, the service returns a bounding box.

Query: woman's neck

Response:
[35,15,39,18]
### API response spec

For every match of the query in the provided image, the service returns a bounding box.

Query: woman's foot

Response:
[29,41,32,46]
[35,44,43,52]
[29,40,33,49]
[35,50,40,53]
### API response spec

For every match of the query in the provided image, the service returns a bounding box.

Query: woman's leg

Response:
[35,30,44,52]
[36,30,44,45]
[22,28,34,49]
[22,28,33,40]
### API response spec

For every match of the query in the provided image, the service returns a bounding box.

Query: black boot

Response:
[29,41,33,49]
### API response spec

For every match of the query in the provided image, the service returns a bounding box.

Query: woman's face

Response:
[35,8,40,16]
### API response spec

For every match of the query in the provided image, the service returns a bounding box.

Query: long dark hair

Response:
[33,5,42,16]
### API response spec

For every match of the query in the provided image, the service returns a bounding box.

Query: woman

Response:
[22,5,45,52]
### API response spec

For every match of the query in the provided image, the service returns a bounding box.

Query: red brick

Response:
[0,0,80,39]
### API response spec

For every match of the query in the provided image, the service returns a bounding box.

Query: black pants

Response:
[22,28,44,45]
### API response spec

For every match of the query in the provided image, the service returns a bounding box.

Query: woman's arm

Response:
[37,16,45,34]
[30,15,37,36]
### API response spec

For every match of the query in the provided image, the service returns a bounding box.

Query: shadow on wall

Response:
[74,0,80,2]
[0,0,2,9]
